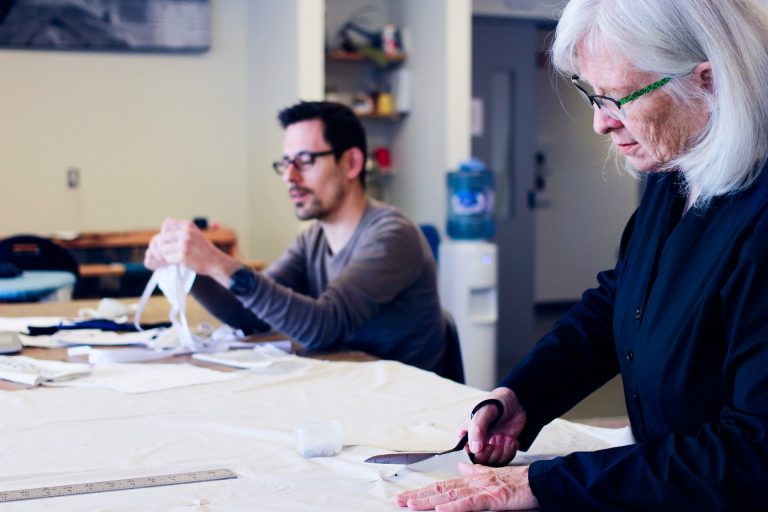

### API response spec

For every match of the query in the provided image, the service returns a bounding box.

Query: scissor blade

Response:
[405,448,471,473]
[364,452,438,464]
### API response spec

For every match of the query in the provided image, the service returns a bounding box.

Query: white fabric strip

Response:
[133,265,225,352]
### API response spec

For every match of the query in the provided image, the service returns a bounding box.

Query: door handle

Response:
[527,189,537,209]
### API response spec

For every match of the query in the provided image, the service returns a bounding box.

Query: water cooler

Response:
[438,159,498,390]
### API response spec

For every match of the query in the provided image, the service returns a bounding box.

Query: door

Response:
[472,17,539,377]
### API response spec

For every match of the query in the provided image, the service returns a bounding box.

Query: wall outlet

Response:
[66,167,80,189]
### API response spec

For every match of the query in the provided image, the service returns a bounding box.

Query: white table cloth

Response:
[0,357,632,511]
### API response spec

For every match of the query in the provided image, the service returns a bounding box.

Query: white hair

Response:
[552,0,768,206]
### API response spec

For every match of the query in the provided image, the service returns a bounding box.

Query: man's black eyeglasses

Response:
[272,150,335,175]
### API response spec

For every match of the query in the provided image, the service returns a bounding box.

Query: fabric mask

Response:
[134,264,198,350]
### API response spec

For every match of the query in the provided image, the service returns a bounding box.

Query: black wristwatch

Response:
[229,266,257,296]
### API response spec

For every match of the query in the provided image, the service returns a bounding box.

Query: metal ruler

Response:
[0,468,237,503]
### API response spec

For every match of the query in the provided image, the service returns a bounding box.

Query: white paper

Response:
[19,333,68,348]
[52,328,164,346]
[0,316,68,333]
[45,362,241,393]
[192,343,293,369]
[0,355,91,386]
[87,346,190,364]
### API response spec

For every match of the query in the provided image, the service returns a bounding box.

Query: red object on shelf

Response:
[374,147,392,172]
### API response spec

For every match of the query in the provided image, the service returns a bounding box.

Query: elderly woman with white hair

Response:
[397,0,768,510]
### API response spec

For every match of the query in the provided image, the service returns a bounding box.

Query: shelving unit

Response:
[325,48,409,201]
[320,0,471,250]
[324,50,409,116]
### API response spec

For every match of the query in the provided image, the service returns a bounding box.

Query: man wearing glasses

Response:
[145,101,447,375]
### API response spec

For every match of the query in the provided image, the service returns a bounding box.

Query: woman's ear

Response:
[694,61,713,94]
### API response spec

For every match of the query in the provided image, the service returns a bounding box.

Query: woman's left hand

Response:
[397,463,538,511]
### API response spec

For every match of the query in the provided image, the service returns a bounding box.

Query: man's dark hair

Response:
[278,101,368,188]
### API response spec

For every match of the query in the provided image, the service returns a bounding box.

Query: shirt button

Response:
[635,309,642,320]
[626,350,634,363]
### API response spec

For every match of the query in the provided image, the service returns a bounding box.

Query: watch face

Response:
[230,267,256,295]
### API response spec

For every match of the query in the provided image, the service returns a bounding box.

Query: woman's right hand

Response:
[462,387,527,466]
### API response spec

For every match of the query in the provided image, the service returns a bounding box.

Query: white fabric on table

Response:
[0,358,632,511]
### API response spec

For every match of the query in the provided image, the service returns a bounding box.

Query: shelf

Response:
[326,50,407,67]
[325,41,408,201]
[357,112,407,121]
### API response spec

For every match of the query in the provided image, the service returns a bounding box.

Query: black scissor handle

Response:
[447,398,506,456]
[470,398,504,428]
[464,398,505,464]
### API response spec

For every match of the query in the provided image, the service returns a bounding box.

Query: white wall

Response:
[0,0,320,263]
[387,0,471,228]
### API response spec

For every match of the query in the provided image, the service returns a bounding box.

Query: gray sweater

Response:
[191,200,446,372]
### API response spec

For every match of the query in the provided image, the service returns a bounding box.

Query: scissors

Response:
[364,398,504,466]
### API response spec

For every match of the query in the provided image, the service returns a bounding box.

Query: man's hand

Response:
[144,218,240,286]
[397,464,538,511]
[144,232,169,271]
[461,387,527,466]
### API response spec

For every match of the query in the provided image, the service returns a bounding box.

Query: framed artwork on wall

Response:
[0,0,210,53]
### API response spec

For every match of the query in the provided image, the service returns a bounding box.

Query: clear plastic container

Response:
[294,420,343,457]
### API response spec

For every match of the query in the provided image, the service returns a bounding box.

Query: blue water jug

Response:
[446,158,495,240]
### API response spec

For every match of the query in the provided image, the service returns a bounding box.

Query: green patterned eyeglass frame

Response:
[570,74,672,119]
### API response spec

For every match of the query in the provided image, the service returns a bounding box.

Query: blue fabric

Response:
[0,271,76,301]
[26,319,171,336]
[419,224,440,262]
[502,168,768,510]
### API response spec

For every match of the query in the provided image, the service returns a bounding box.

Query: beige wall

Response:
[0,0,471,264]
[244,0,323,261]
[0,0,318,263]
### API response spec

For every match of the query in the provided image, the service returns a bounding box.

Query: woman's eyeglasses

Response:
[273,150,335,175]
[571,75,672,120]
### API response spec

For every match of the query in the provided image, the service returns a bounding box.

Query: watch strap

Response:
[229,266,257,296]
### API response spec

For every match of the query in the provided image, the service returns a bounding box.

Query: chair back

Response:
[419,224,440,263]
[0,235,80,280]
[439,309,465,384]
